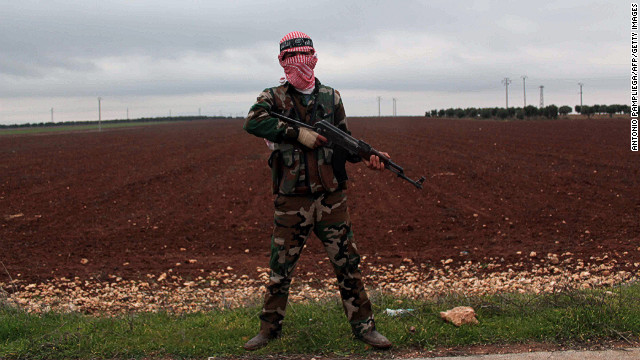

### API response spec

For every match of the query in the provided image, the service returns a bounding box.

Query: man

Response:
[242,31,392,351]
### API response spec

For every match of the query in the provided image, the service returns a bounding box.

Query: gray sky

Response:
[0,0,628,124]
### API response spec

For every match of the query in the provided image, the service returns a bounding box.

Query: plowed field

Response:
[1,117,638,285]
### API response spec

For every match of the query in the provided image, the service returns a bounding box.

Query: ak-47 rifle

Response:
[269,111,425,189]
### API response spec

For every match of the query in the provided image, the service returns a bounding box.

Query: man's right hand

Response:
[297,127,328,149]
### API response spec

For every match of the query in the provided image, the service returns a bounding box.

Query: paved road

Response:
[411,348,640,360]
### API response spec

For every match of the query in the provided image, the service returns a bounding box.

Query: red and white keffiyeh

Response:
[278,31,317,91]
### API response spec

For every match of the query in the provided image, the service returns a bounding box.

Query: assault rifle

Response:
[269,111,426,189]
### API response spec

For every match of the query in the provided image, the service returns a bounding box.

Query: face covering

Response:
[279,51,318,91]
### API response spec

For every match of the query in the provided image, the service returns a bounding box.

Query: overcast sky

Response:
[0,0,628,124]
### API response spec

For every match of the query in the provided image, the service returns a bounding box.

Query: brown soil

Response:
[1,117,639,285]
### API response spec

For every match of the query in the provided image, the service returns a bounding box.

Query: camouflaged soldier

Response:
[242,31,392,351]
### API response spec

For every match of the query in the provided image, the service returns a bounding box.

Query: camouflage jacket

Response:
[244,79,360,195]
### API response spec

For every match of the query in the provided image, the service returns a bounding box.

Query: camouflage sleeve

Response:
[243,89,298,143]
[333,90,362,163]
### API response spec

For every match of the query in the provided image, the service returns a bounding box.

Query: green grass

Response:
[0,121,176,135]
[1,282,639,359]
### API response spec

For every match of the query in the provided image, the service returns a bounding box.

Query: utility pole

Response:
[377,96,382,117]
[392,98,397,116]
[98,97,102,131]
[539,86,544,108]
[502,78,511,109]
[199,108,201,117]
[126,108,129,120]
[521,75,527,108]
[578,83,584,109]
[51,108,54,123]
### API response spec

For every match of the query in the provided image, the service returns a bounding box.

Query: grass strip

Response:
[0,121,181,135]
[1,282,639,359]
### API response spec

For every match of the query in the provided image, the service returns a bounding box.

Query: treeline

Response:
[0,116,234,129]
[425,104,631,120]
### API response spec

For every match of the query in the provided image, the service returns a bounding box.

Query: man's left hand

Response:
[363,152,390,171]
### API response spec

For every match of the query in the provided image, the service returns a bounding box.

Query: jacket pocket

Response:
[278,146,302,194]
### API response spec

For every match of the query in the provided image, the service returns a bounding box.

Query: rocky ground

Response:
[2,256,637,314]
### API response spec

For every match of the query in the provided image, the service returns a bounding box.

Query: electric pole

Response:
[199,108,201,117]
[578,83,584,109]
[98,97,102,131]
[127,108,129,120]
[51,108,54,123]
[392,98,397,116]
[502,78,511,109]
[539,86,544,108]
[521,75,527,108]
[377,96,382,117]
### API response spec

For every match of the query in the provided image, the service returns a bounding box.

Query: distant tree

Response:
[545,105,559,119]
[516,110,524,120]
[575,105,582,114]
[497,109,509,119]
[445,108,455,117]
[622,105,631,114]
[425,111,431,117]
[438,109,445,117]
[559,105,572,116]
[581,105,594,118]
[466,108,478,118]
[431,109,438,117]
[524,105,538,117]
[454,108,465,118]
[606,105,618,117]
[480,108,492,119]
[592,104,601,114]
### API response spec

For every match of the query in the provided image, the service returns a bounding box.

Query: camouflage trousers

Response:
[259,190,375,337]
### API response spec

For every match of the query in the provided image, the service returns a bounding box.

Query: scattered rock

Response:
[80,258,89,265]
[440,306,479,326]
[4,263,638,315]
[547,254,560,264]
[5,213,24,220]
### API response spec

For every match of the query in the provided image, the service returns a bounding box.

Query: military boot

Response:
[358,330,392,349]
[243,332,276,351]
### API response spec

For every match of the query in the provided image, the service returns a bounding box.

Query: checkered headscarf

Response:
[278,31,317,91]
